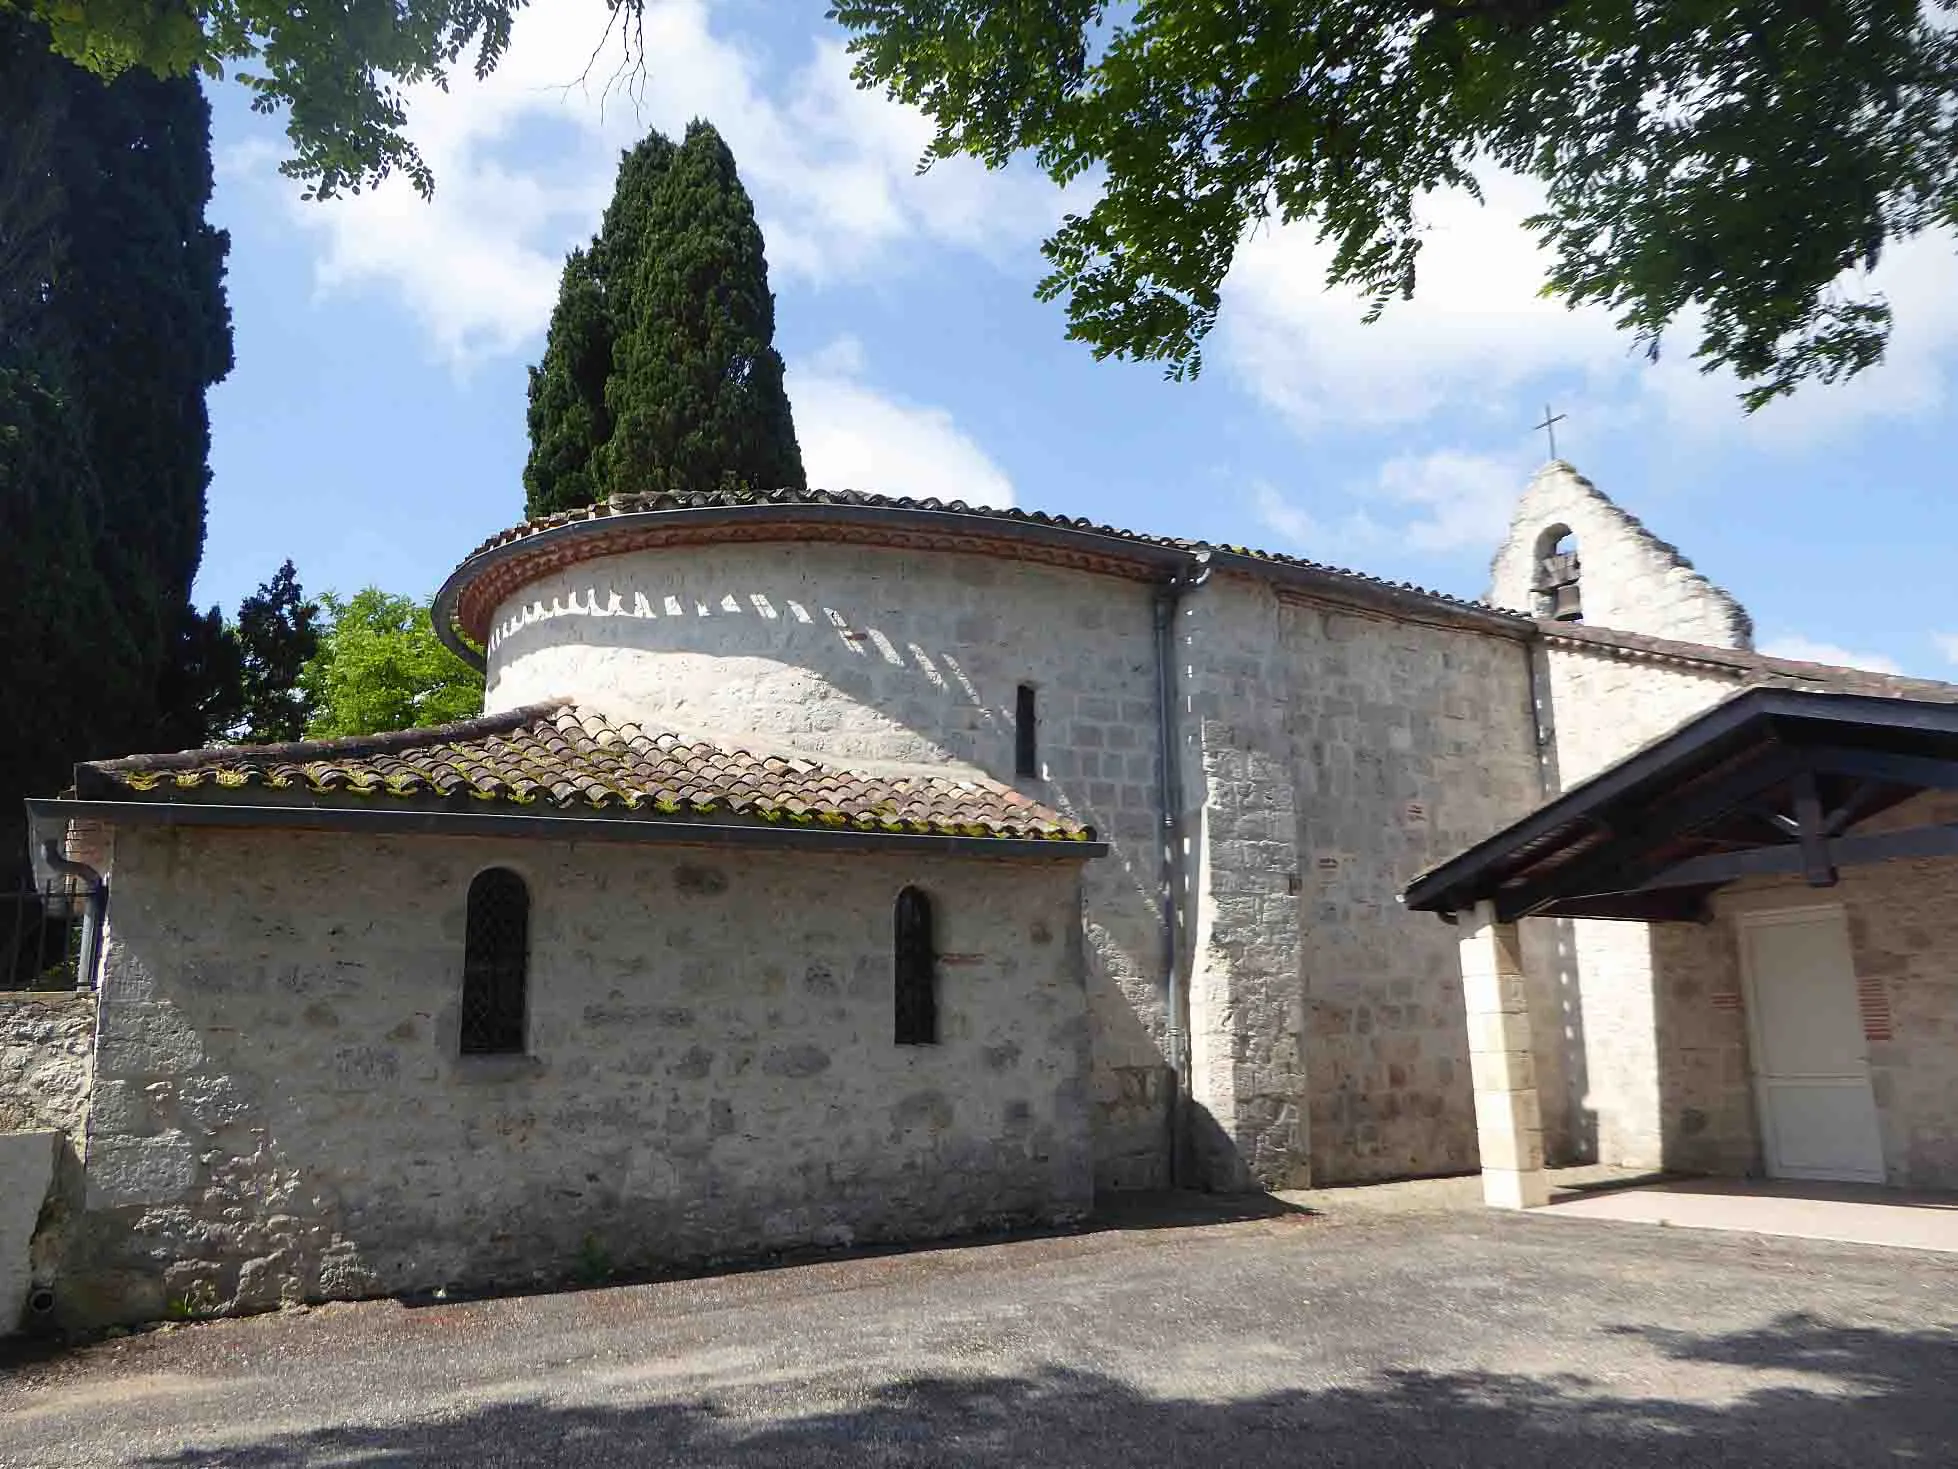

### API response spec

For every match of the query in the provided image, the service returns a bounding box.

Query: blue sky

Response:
[200,0,1957,677]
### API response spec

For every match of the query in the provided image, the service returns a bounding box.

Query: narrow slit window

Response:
[461,867,529,1055]
[1015,683,1038,777]
[894,886,937,1045]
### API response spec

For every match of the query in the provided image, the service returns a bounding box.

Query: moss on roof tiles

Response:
[77,703,1093,843]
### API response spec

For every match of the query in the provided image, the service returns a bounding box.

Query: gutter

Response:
[1153,551,1211,1187]
[27,798,1109,863]
[38,838,106,990]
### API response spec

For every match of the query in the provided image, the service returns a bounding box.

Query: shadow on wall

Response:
[1530,916,1599,1167]
[492,570,1184,1190]
[489,574,1165,931]
[1524,643,1599,1168]
[126,1312,1958,1467]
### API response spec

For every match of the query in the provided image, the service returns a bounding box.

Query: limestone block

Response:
[1469,1047,1537,1095]
[88,1080,156,1138]
[1462,968,1530,1017]
[1482,1167,1550,1210]
[86,1132,197,1210]
[1465,1011,1533,1057]
[1474,1090,1545,1172]
[95,1004,204,1078]
[0,1131,56,1334]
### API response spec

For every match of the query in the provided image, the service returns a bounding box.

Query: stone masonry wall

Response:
[1180,576,1542,1186]
[61,827,1092,1327]
[1715,853,1958,1190]
[1648,918,1758,1176]
[0,992,94,1137]
[1,991,96,1321]
[1529,640,1754,1168]
[485,541,1171,1191]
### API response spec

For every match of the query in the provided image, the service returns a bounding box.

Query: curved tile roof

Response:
[434,485,1530,654]
[75,703,1093,844]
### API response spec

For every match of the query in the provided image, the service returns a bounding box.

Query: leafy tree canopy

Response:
[4,0,521,199]
[300,588,485,738]
[28,1,1958,403]
[832,0,1958,407]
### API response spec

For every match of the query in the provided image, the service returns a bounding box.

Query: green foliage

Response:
[524,121,804,518]
[833,0,1958,407]
[605,122,806,498]
[301,589,485,738]
[574,1233,614,1286]
[152,601,245,754]
[1,19,229,983]
[234,560,322,743]
[0,364,141,805]
[25,0,1955,401]
[5,0,520,200]
[523,247,615,517]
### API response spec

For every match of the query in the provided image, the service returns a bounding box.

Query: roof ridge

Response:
[80,701,570,777]
[71,700,1095,845]
[1542,622,1958,700]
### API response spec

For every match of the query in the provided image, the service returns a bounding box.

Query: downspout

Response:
[1524,630,1553,800]
[1154,551,1210,1188]
[40,840,106,990]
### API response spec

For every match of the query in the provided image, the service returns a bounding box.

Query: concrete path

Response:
[1544,1178,1958,1254]
[3,1200,1955,1467]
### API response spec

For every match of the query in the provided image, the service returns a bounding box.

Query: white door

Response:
[1740,909,1886,1184]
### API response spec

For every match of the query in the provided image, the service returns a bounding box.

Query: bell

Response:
[1549,582,1583,622]
[1540,550,1579,585]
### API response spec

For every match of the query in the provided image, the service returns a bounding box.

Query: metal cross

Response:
[1533,404,1568,461]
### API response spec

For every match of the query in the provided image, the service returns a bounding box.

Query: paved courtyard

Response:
[2,1197,1954,1468]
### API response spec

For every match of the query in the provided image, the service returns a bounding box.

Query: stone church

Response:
[8,461,1958,1331]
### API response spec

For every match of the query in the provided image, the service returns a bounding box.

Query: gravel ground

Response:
[2,1197,1954,1468]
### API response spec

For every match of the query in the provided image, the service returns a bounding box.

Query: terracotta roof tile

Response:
[75,703,1094,844]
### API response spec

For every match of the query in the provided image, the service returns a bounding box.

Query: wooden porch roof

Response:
[1403,689,1958,923]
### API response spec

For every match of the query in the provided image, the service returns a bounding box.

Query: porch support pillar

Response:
[1459,900,1548,1209]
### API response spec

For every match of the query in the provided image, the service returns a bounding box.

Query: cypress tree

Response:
[44,53,233,747]
[234,560,322,743]
[523,121,803,518]
[0,16,230,979]
[524,131,675,518]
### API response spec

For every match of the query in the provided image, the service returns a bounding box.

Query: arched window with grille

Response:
[461,868,529,1055]
[894,886,937,1046]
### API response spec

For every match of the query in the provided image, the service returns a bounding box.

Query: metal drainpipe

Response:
[1153,551,1210,1188]
[1523,632,1553,801]
[41,840,106,990]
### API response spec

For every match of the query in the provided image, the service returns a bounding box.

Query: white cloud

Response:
[1253,448,1519,560]
[1933,632,1958,665]
[1221,175,1628,433]
[1756,635,1904,675]
[1220,170,1958,450]
[1368,450,1521,553]
[793,339,1014,507]
[1251,481,1320,545]
[226,1,1072,363]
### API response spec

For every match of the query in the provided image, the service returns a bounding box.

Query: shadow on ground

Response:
[131,1311,1958,1467]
